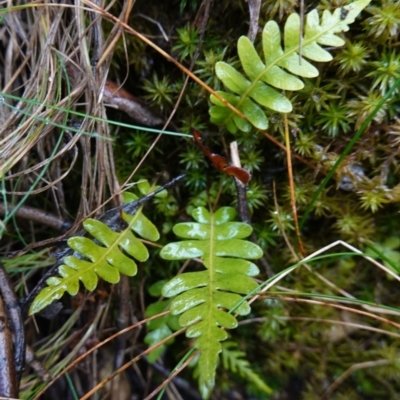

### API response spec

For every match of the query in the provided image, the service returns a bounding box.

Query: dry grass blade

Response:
[0,0,121,228]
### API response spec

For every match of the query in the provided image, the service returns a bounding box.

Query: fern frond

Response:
[209,0,371,133]
[160,207,262,399]
[29,181,162,315]
[221,341,272,395]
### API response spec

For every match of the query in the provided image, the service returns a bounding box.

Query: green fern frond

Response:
[221,341,272,395]
[160,207,262,399]
[209,0,371,133]
[29,181,162,315]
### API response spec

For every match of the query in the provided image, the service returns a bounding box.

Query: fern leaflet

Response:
[160,207,262,399]
[209,0,371,133]
[29,181,163,315]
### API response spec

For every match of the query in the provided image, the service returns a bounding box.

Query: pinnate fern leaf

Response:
[160,207,262,398]
[29,181,162,315]
[209,0,371,133]
[221,341,272,395]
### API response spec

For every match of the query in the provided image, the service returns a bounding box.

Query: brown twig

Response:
[0,263,24,388]
[0,203,72,232]
[0,292,18,398]
[283,115,306,256]
[103,81,163,126]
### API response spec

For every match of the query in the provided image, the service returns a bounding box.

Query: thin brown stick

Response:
[0,294,18,398]
[0,203,71,231]
[283,114,305,256]
[0,263,24,386]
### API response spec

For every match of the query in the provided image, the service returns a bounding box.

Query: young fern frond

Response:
[29,181,163,315]
[221,341,272,395]
[209,0,371,133]
[160,207,262,399]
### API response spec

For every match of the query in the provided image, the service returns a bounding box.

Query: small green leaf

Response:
[28,286,65,315]
[192,207,211,223]
[237,36,266,81]
[249,82,292,112]
[173,221,252,240]
[241,98,269,129]
[213,207,236,223]
[123,211,159,242]
[148,280,167,297]
[209,91,239,108]
[144,301,177,363]
[233,113,251,132]
[163,271,209,297]
[215,63,250,94]
[280,54,318,78]
[137,180,151,195]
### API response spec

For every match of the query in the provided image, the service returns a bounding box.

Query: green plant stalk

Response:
[64,373,79,400]
[300,76,400,228]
